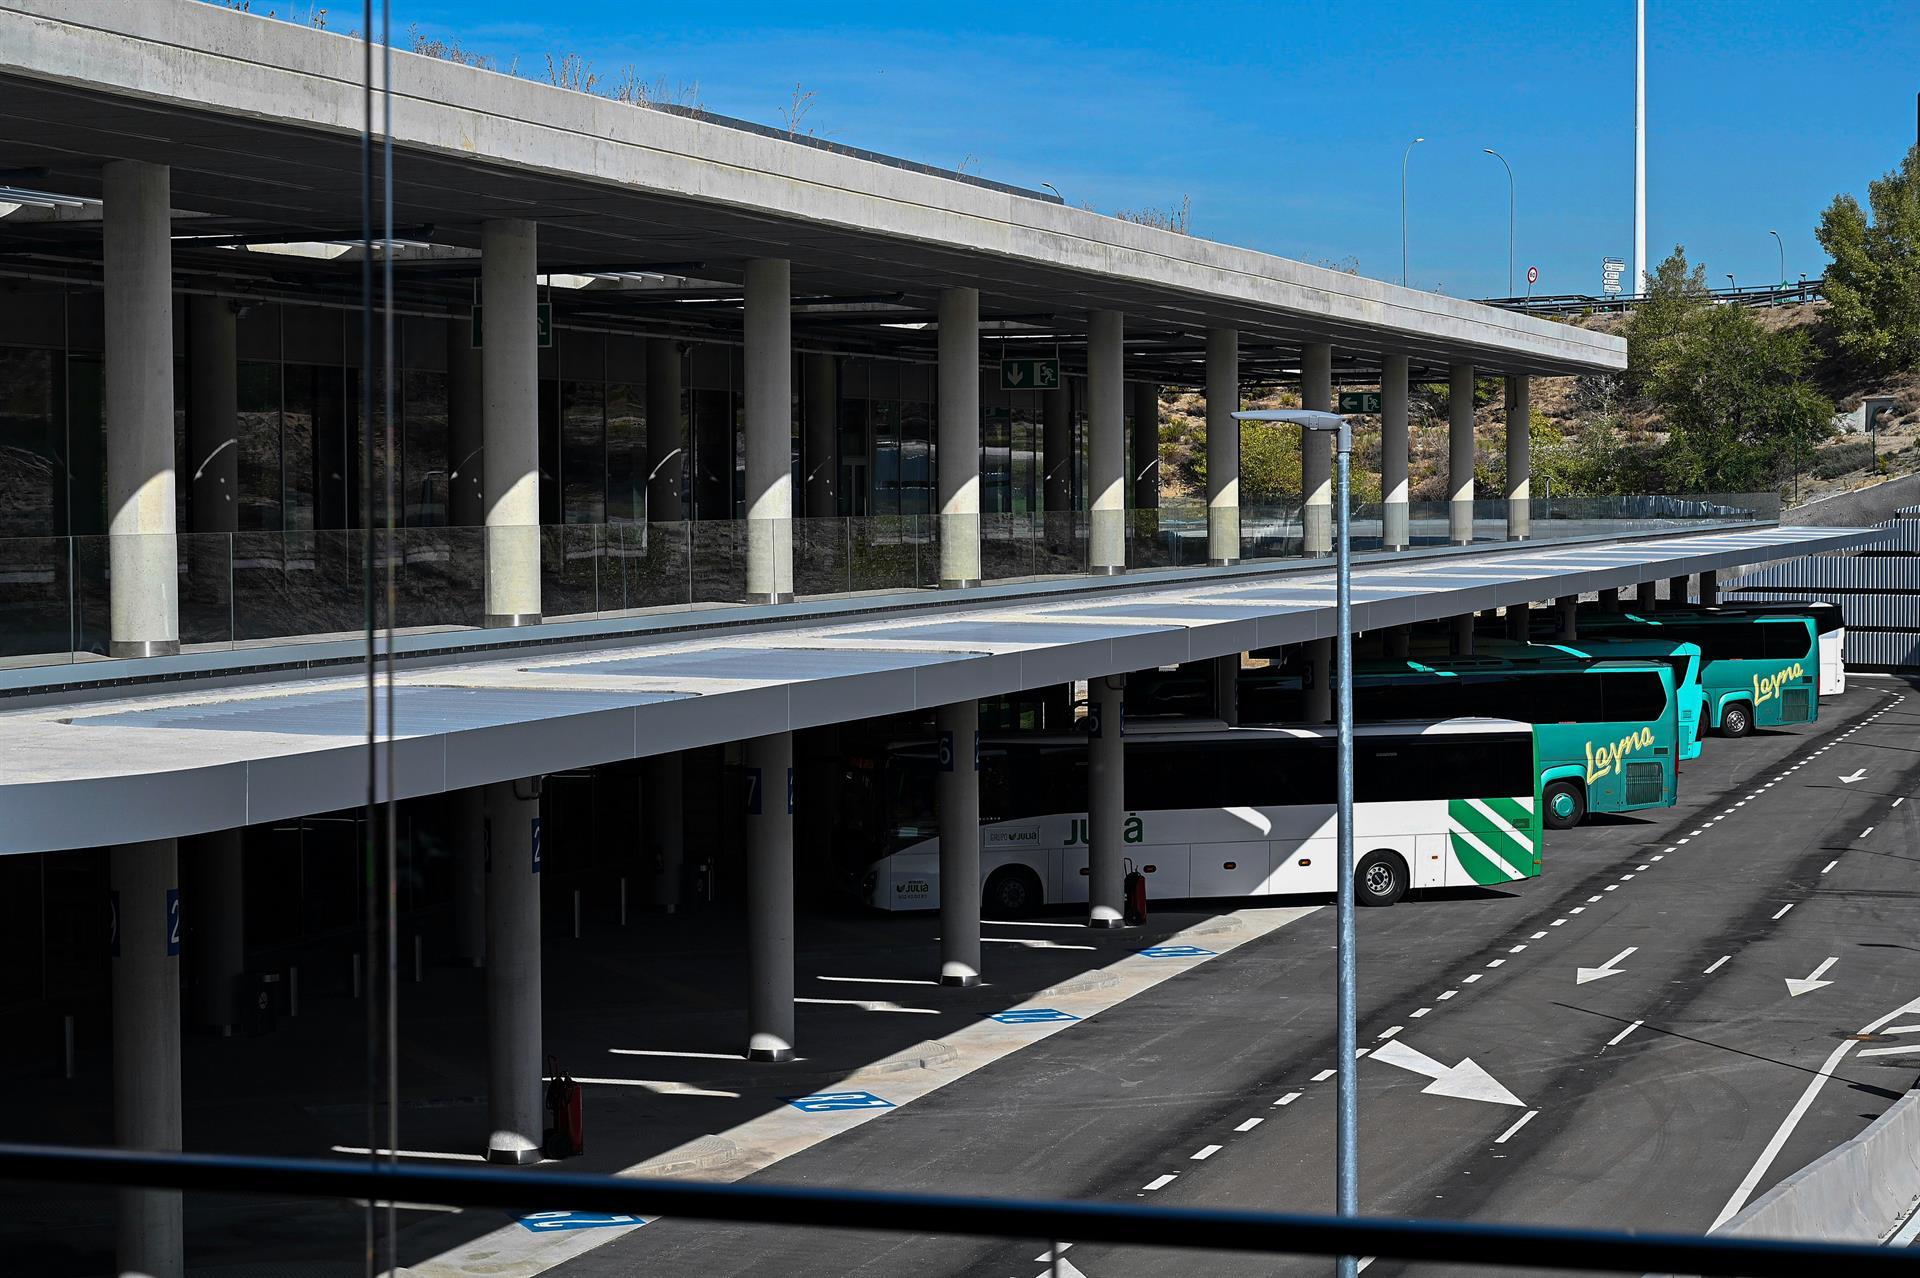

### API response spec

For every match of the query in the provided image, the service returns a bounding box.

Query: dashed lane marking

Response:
[1862,827,1876,837]
[1510,944,1529,952]
[1530,931,1548,939]
[1822,860,1839,875]
[1607,1020,1645,1047]
[1439,990,1458,1000]
[1772,904,1795,921]
[1411,1007,1432,1018]
[1312,1069,1336,1082]
[1191,1144,1222,1161]
[1274,1092,1303,1106]
[1235,1117,1264,1132]
[1495,1110,1539,1144]
[1487,959,1506,968]
[1705,956,1731,974]
[1463,975,1482,983]
[1142,1174,1177,1191]
[1378,1026,1404,1039]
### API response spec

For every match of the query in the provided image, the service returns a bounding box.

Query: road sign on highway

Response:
[1337,391,1383,415]
[1601,257,1627,295]
[1527,265,1539,286]
[999,357,1060,390]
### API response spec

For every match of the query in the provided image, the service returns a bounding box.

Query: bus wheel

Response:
[1543,781,1586,830]
[1719,702,1753,738]
[984,867,1043,918]
[1356,852,1407,907]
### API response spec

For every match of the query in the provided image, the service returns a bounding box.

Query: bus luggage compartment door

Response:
[1192,842,1269,898]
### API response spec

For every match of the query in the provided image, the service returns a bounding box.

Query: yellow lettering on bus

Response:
[1752,662,1805,706]
[1584,725,1657,784]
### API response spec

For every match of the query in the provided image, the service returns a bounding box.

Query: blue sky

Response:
[382,0,1918,299]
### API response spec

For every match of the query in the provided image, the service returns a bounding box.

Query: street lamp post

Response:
[1483,148,1515,297]
[1725,272,1736,297]
[1401,137,1424,287]
[1235,407,1356,1278]
[1768,230,1785,304]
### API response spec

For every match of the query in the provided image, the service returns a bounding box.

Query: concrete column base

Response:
[746,592,795,606]
[486,1147,541,1166]
[111,638,181,659]
[485,612,543,628]
[748,1045,795,1063]
[1090,565,1126,577]
[940,973,982,988]
[939,578,981,591]
[1087,916,1128,929]
[1208,557,1239,568]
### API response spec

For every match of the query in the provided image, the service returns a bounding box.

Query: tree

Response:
[1647,302,1832,493]
[1622,245,1711,395]
[1816,145,1920,375]
[1237,422,1301,505]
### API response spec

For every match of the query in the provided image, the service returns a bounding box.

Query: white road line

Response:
[1883,1024,1920,1035]
[1862,827,1876,837]
[1735,801,1748,807]
[1312,1069,1336,1082]
[1192,1144,1222,1161]
[1509,944,1528,953]
[1587,894,1603,902]
[1411,1007,1432,1018]
[1463,974,1482,983]
[1378,1026,1404,1039]
[1693,828,1709,836]
[1650,855,1664,862]
[1439,990,1458,1000]
[1856,1045,1920,1059]
[1822,860,1838,874]
[1620,874,1636,881]
[1530,931,1548,939]
[1570,907,1586,914]
[1897,797,1907,807]
[1677,838,1690,844]
[1772,903,1795,920]
[1551,918,1567,926]
[1488,959,1506,968]
[1495,1110,1540,1144]
[1604,885,1619,892]
[1704,955,1731,974]
[1664,845,1679,853]
[1236,1117,1264,1132]
[1275,1092,1303,1106]
[1607,1020,1645,1047]
[1355,1048,1371,1058]
[1636,864,1650,871]
[1712,995,1920,1228]
[1143,1174,1178,1191]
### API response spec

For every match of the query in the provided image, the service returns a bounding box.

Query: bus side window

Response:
[1601,671,1667,723]
[1761,622,1813,660]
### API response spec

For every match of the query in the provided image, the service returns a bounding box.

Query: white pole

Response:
[1633,0,1647,293]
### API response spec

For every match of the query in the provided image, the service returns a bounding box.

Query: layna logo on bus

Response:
[1753,662,1806,706]
[1584,726,1655,783]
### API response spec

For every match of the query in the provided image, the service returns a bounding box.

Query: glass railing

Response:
[0,496,1776,669]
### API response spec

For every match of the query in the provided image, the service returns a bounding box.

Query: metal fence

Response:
[1481,279,1826,316]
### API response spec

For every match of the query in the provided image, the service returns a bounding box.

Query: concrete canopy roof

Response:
[0,1,1624,383]
[0,523,1868,854]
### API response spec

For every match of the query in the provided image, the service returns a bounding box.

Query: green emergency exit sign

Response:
[470,302,554,349]
[999,358,1060,391]
[1337,391,1383,414]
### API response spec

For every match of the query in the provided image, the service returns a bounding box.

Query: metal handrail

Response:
[1,1142,1914,1276]
[1482,278,1826,315]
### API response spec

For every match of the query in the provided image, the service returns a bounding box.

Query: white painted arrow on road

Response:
[1576,946,1638,985]
[1786,956,1839,997]
[1840,769,1867,784]
[1370,1039,1525,1107]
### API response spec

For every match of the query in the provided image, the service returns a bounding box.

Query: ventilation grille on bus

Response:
[1784,688,1812,722]
[1625,762,1665,807]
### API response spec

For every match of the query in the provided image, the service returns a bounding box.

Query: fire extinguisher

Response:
[543,1054,584,1158]
[1123,858,1148,926]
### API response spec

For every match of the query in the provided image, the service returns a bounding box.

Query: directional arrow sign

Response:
[1840,769,1867,784]
[1576,946,1638,985]
[1370,1039,1525,1107]
[1786,956,1838,997]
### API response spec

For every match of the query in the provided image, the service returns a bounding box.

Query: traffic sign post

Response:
[1526,265,1538,299]
[999,358,1060,391]
[1601,258,1626,296]
[1336,392,1382,415]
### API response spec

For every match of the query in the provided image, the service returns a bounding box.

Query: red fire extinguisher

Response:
[1123,858,1148,926]
[544,1054,584,1158]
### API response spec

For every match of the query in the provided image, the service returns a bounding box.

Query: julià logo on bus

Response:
[1064,815,1145,846]
[1753,662,1806,706]
[1585,726,1655,783]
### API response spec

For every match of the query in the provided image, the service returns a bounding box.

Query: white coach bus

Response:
[860,718,1543,914]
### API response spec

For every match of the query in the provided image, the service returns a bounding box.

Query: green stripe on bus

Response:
[1449,832,1520,885]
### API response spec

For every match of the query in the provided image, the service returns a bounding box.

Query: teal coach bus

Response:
[1571,608,1818,738]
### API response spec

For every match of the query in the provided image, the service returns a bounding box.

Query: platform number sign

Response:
[166,889,181,956]
[530,818,543,875]
[745,767,762,815]
[787,766,795,815]
[938,729,955,772]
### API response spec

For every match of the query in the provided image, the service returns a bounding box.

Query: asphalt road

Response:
[558,677,1920,1278]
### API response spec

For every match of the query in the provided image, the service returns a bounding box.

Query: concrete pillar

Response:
[481,219,542,626]
[104,160,180,658]
[187,296,237,536]
[646,339,685,522]
[803,352,838,519]
[937,700,981,986]
[448,312,485,527]
[484,779,542,1164]
[746,731,796,1060]
[1213,654,1240,727]
[1132,381,1160,511]
[1448,362,1476,545]
[1206,329,1240,565]
[1384,626,1411,660]
[1636,579,1658,610]
[1087,675,1126,926]
[1505,375,1531,540]
[1305,637,1333,723]
[1381,353,1410,550]
[112,838,182,1278]
[1088,310,1126,574]
[1669,575,1690,606]
[1042,384,1072,516]
[1700,569,1719,605]
[1451,614,1476,656]
[744,259,794,604]
[1301,343,1334,557]
[643,753,686,913]
[937,287,982,588]
[452,788,486,967]
[183,829,243,1034]
[1505,602,1531,642]
[1556,596,1579,642]
[1600,586,1621,611]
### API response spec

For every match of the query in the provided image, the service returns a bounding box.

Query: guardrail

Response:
[1481,279,1825,316]
[2,1142,1916,1276]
